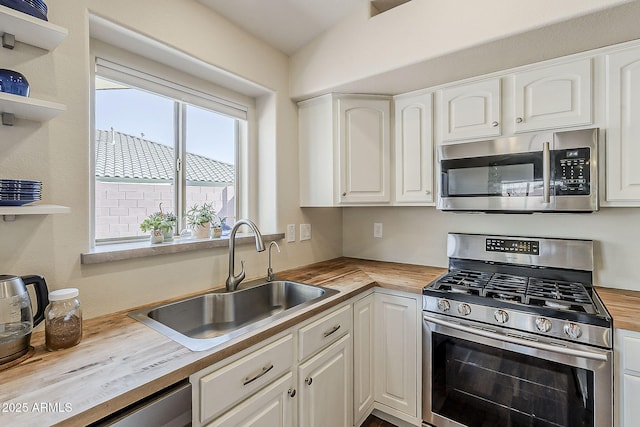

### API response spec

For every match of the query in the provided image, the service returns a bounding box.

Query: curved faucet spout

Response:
[226,219,265,291]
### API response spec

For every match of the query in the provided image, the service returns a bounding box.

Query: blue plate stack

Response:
[0,0,47,21]
[0,179,42,206]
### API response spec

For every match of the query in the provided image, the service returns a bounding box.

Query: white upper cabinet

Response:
[605,45,640,203]
[513,59,592,133]
[441,78,501,142]
[394,92,434,205]
[338,96,391,204]
[298,94,391,206]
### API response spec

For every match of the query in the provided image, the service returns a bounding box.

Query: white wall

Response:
[290,0,639,99]
[343,207,640,291]
[0,0,342,318]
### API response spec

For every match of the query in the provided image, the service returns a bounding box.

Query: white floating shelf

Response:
[0,92,66,123]
[0,204,70,221]
[0,5,67,51]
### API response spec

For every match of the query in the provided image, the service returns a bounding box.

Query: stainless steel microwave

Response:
[437,128,598,212]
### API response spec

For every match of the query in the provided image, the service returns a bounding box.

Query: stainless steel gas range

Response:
[422,233,612,427]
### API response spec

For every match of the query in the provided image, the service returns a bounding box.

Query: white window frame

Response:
[89,41,255,247]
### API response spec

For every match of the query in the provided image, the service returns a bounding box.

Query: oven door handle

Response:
[424,315,609,362]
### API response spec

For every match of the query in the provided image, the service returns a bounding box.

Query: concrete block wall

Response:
[95,181,233,240]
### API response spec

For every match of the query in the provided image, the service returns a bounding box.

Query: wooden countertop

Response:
[595,286,640,332]
[1,256,637,426]
[0,257,444,426]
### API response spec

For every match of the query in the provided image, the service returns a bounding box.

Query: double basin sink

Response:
[129,280,339,351]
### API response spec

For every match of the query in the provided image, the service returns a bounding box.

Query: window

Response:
[93,59,246,243]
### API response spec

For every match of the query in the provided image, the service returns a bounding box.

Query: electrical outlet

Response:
[287,224,296,242]
[300,224,311,241]
[374,222,383,238]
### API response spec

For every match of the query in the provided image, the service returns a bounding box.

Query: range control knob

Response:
[457,303,471,316]
[535,317,552,333]
[437,299,451,312]
[494,310,509,324]
[564,322,582,339]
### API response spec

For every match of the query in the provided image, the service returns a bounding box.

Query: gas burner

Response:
[544,300,572,310]
[491,293,522,302]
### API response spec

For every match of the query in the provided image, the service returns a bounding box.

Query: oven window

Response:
[432,333,594,427]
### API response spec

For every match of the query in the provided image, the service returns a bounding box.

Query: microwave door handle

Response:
[543,141,551,203]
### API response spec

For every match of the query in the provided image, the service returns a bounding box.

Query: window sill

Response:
[80,232,285,265]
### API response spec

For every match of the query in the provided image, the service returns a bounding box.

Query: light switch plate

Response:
[300,224,311,241]
[287,224,296,242]
[374,222,383,238]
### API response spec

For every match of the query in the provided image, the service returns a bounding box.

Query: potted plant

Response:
[140,207,176,244]
[211,216,226,238]
[186,202,218,239]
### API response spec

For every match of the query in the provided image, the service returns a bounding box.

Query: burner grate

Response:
[483,274,528,302]
[429,270,598,314]
[526,278,595,314]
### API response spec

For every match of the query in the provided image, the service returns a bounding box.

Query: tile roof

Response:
[95,129,234,185]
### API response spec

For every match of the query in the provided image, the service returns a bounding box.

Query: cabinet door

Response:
[353,294,375,425]
[394,93,434,204]
[606,46,640,202]
[441,79,501,142]
[514,59,592,133]
[206,372,295,427]
[298,95,336,207]
[298,333,352,427]
[622,374,640,427]
[338,97,391,204]
[374,293,418,417]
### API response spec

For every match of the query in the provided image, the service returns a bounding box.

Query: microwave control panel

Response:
[554,148,590,195]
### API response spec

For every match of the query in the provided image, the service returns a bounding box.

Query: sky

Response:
[94,81,236,164]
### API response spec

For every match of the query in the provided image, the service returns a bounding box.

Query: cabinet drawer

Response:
[624,335,640,372]
[199,334,294,424]
[299,304,352,361]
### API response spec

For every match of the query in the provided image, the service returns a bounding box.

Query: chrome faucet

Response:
[267,241,280,281]
[226,219,266,291]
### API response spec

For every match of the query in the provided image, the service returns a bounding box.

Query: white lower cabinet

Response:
[615,328,640,427]
[298,334,352,427]
[353,293,375,426]
[374,291,419,422]
[190,289,421,427]
[191,303,353,427]
[205,372,295,427]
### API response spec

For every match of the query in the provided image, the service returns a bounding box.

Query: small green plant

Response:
[140,204,177,233]
[185,202,219,228]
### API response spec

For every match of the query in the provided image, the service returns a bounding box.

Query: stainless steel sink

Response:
[129,280,339,351]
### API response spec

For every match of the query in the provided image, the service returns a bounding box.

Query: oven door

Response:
[422,313,612,427]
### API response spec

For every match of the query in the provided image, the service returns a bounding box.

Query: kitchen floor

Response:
[360,414,397,427]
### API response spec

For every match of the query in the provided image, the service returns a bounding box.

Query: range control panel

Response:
[554,148,590,196]
[486,238,540,255]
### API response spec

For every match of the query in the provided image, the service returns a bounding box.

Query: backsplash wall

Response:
[342,206,640,291]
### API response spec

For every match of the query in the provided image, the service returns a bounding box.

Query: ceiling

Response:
[197,0,367,55]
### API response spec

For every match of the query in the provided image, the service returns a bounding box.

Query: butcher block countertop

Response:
[595,287,640,332]
[0,257,444,426]
[1,256,637,426]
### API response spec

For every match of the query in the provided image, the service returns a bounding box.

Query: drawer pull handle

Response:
[323,324,341,338]
[242,363,274,386]
[288,388,296,398]
[305,377,313,386]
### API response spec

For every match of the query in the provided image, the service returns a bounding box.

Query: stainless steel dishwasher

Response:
[90,380,191,427]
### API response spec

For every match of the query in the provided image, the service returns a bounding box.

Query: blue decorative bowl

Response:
[0,0,47,21]
[0,69,30,97]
